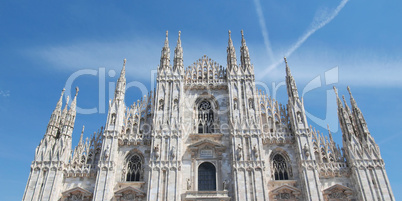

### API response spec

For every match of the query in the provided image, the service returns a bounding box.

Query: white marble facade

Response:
[23,31,394,201]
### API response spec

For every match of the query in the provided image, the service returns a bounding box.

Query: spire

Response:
[327,124,335,146]
[285,57,290,75]
[173,31,183,72]
[342,95,351,114]
[347,86,358,110]
[46,88,66,137]
[347,86,370,137]
[114,59,126,101]
[69,87,79,113]
[78,125,85,145]
[240,30,251,71]
[55,88,65,112]
[284,57,299,100]
[160,30,170,69]
[333,86,342,108]
[228,30,234,48]
[61,95,69,120]
[62,87,79,133]
[227,30,237,71]
[119,58,126,81]
[241,30,246,46]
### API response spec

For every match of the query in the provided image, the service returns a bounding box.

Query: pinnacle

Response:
[333,86,338,97]
[176,31,182,48]
[347,86,358,109]
[228,30,233,47]
[119,59,126,80]
[284,57,291,76]
[347,86,352,96]
[79,125,85,145]
[241,30,246,46]
[164,30,169,47]
[55,88,65,111]
[75,87,79,97]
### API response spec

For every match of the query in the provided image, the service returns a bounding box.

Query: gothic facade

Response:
[23,31,394,201]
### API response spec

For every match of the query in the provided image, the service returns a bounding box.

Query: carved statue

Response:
[171,146,176,159]
[154,144,160,159]
[249,99,254,109]
[237,144,243,159]
[187,178,191,190]
[103,145,110,160]
[297,112,302,123]
[253,145,258,158]
[304,144,310,158]
[111,115,116,125]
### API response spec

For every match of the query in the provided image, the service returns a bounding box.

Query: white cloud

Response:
[25,30,402,88]
[252,46,402,87]
[26,36,228,82]
[0,90,10,97]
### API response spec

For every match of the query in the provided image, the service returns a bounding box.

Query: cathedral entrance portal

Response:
[198,162,216,191]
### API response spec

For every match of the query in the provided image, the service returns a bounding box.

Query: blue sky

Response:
[0,0,401,200]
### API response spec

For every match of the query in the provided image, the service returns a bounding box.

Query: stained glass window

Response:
[198,100,214,133]
[126,154,142,181]
[273,154,289,180]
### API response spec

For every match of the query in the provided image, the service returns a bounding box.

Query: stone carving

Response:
[253,145,258,159]
[328,191,347,199]
[304,144,310,158]
[237,144,242,159]
[154,144,160,159]
[171,146,176,159]
[297,112,302,123]
[233,100,238,110]
[111,114,116,125]
[187,178,191,190]
[103,145,110,160]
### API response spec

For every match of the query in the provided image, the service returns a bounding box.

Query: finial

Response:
[178,31,181,38]
[228,30,231,36]
[347,86,352,97]
[79,125,85,144]
[123,58,126,67]
[166,30,168,38]
[61,88,65,94]
[284,57,288,65]
[333,86,338,97]
[342,95,347,103]
[241,29,244,36]
[75,87,79,96]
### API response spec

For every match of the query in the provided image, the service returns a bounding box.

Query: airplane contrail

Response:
[253,0,275,62]
[256,0,349,80]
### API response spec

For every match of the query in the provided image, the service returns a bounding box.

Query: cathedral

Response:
[23,31,394,201]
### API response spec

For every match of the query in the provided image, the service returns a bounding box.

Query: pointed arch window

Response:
[272,154,289,180]
[126,154,143,182]
[198,162,216,191]
[198,100,214,133]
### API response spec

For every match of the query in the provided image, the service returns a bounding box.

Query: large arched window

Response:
[198,100,214,133]
[272,154,289,180]
[126,154,143,182]
[198,162,216,191]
